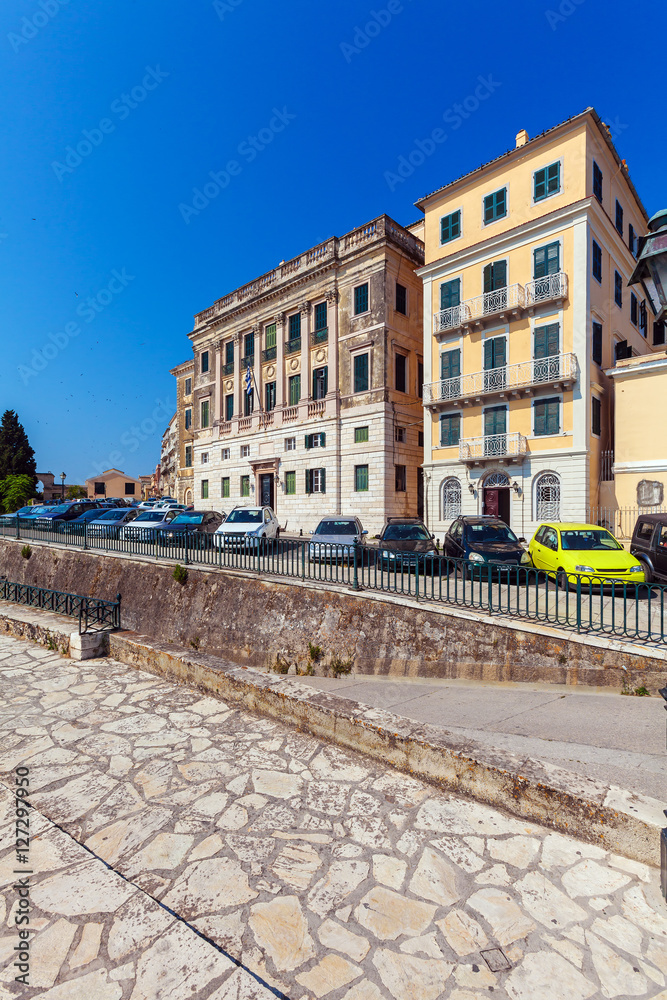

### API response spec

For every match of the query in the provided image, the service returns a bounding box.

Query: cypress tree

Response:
[0,410,37,483]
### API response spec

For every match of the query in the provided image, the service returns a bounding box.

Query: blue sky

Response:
[1,0,664,485]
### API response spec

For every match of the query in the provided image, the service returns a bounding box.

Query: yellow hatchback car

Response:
[529,523,645,588]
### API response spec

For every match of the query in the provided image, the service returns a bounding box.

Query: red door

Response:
[484,488,499,516]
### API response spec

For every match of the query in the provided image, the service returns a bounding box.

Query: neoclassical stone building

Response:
[169,358,194,504]
[183,215,424,533]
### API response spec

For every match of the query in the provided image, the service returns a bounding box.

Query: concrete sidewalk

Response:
[295,674,667,802]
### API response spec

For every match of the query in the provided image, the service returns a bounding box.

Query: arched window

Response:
[484,471,510,487]
[184,488,193,506]
[534,472,560,520]
[441,477,462,520]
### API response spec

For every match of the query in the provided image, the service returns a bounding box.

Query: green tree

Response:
[0,411,37,484]
[0,474,35,513]
[66,485,87,500]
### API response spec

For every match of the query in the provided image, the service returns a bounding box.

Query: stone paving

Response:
[0,634,666,1000]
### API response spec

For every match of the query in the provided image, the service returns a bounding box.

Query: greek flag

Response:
[245,363,252,396]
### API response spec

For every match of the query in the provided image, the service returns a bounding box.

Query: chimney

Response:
[515,129,529,148]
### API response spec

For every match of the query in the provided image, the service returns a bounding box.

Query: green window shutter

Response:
[494,337,506,367]
[545,242,560,275]
[320,433,326,448]
[535,323,559,358]
[485,406,506,435]
[546,399,559,434]
[305,470,312,494]
[440,278,460,309]
[534,326,547,358]
[546,323,559,355]
[533,247,546,279]
[265,324,276,349]
[441,349,461,380]
[483,263,493,292]
[547,161,560,194]
[320,468,326,493]
[494,260,507,288]
[534,168,547,201]
[483,339,494,370]
[314,302,327,330]
[305,435,311,450]
[534,401,546,436]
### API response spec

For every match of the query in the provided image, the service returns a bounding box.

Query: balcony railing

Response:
[238,416,252,431]
[459,431,528,463]
[311,328,328,346]
[284,338,301,356]
[525,271,568,308]
[423,352,578,407]
[220,421,232,435]
[434,273,568,335]
[308,400,326,417]
[259,411,274,428]
[283,405,299,422]
[221,361,234,376]
[262,346,277,362]
[241,355,255,368]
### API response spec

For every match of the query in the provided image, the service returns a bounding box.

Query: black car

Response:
[630,514,667,583]
[157,510,225,547]
[33,501,101,528]
[444,516,530,575]
[376,517,439,573]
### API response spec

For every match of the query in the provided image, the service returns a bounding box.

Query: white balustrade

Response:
[459,431,528,462]
[423,352,578,406]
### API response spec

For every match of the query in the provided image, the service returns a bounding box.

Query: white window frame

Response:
[311,468,325,493]
[221,448,230,461]
[201,452,209,464]
[284,437,296,452]
[481,184,509,228]
[441,477,462,520]
[533,471,561,521]
[439,207,463,246]
[532,157,563,205]
[240,445,250,458]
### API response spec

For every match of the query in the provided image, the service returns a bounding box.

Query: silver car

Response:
[120,509,178,541]
[309,515,367,561]
[87,508,139,539]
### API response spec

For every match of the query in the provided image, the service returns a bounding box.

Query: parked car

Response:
[376,517,439,573]
[630,514,667,583]
[33,502,100,527]
[444,516,531,575]
[119,508,178,541]
[87,508,140,539]
[58,506,111,535]
[0,505,38,526]
[157,510,225,546]
[529,522,645,588]
[309,516,367,562]
[214,506,278,548]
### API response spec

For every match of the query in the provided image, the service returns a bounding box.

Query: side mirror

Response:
[309,530,314,534]
[362,530,368,535]
[374,534,380,540]
[430,533,435,539]
[519,537,526,543]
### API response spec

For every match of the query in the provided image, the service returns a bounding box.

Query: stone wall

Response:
[0,537,664,689]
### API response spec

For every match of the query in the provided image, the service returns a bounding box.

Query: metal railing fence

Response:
[1,518,665,646]
[586,506,667,538]
[0,576,121,634]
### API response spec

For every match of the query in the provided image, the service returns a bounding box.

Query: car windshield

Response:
[466,523,518,543]
[383,524,430,541]
[171,514,203,524]
[560,529,622,551]
[135,512,165,522]
[226,510,262,523]
[28,507,50,515]
[47,504,71,514]
[96,510,125,520]
[314,521,357,536]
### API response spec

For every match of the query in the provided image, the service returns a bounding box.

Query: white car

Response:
[214,506,279,548]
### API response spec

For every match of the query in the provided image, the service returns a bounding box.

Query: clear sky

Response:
[1,0,664,486]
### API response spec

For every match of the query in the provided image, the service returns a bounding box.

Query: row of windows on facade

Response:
[195,281,411,378]
[187,352,422,430]
[438,395,602,447]
[591,239,663,345]
[440,472,562,521]
[440,158,640,257]
[200,465,409,500]
[94,482,136,495]
[182,425,425,469]
[439,241,563,313]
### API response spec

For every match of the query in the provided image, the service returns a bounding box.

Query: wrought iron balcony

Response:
[525,271,568,308]
[221,361,234,376]
[423,352,578,408]
[459,431,528,464]
[311,327,328,346]
[262,346,277,362]
[241,355,255,367]
[433,273,568,336]
[284,338,301,356]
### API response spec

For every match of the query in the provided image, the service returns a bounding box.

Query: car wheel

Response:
[640,561,653,584]
[456,562,471,581]
[557,569,570,592]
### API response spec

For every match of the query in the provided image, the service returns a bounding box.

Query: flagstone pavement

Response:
[0,633,665,1000]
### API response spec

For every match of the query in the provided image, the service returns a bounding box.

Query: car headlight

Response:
[520,552,532,565]
[469,552,485,564]
[575,565,595,573]
[629,565,643,573]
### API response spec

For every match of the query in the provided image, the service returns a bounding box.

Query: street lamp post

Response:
[629,209,667,320]
[60,472,66,501]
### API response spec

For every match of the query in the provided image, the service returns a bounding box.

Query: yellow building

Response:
[169,359,195,505]
[605,351,667,536]
[85,469,142,500]
[416,108,662,538]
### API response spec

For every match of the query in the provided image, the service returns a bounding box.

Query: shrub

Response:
[173,564,188,585]
[20,545,32,560]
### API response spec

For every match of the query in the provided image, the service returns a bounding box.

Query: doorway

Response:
[259,473,275,509]
[482,472,510,525]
